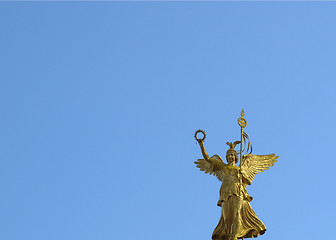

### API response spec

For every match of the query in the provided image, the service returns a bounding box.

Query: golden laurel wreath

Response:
[194,129,206,142]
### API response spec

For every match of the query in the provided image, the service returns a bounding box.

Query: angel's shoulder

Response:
[209,155,226,171]
[210,154,224,161]
[211,155,228,165]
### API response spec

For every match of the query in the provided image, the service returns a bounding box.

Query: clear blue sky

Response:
[1,2,335,240]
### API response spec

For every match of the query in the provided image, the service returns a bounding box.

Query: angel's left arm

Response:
[240,169,252,185]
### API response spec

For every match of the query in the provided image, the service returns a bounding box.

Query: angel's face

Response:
[226,152,236,165]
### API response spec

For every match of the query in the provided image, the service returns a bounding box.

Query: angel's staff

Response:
[237,109,252,166]
[237,109,246,197]
[237,109,247,167]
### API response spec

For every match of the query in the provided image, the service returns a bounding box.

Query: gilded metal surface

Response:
[194,110,278,240]
[195,129,206,142]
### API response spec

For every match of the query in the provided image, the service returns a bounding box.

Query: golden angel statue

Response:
[194,110,278,240]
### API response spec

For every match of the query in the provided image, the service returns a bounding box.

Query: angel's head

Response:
[226,141,240,165]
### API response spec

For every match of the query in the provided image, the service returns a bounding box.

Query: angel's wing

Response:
[241,154,278,185]
[194,155,226,181]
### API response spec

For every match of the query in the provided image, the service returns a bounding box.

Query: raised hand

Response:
[194,129,206,144]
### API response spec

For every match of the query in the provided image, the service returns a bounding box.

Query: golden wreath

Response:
[194,129,206,142]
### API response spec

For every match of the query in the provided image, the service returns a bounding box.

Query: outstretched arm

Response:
[195,140,225,179]
[197,139,210,162]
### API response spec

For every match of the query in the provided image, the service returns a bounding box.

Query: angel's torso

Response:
[195,153,277,206]
[218,165,250,205]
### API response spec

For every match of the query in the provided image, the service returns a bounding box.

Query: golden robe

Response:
[211,164,266,240]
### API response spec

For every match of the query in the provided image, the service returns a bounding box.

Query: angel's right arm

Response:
[195,144,225,177]
[198,140,210,162]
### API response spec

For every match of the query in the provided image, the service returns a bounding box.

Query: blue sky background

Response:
[1,2,336,240]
